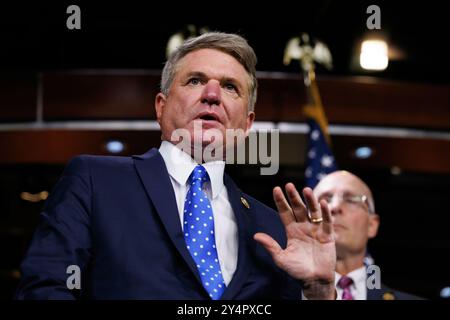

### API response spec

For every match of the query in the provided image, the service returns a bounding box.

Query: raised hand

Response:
[254,183,336,299]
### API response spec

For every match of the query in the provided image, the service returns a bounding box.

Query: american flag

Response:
[303,76,337,188]
[304,120,337,188]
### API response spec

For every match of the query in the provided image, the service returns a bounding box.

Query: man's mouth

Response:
[195,112,221,123]
[200,115,218,121]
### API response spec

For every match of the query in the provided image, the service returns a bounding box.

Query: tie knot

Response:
[337,275,353,289]
[189,165,210,186]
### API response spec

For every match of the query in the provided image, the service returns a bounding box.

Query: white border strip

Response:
[0,121,161,131]
[277,122,450,140]
[0,120,450,141]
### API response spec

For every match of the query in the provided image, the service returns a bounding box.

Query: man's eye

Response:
[224,83,237,92]
[188,78,201,85]
[319,195,332,203]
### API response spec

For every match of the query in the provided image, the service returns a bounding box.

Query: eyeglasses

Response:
[318,192,374,213]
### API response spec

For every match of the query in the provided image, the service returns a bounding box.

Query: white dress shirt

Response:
[159,141,238,286]
[335,266,368,300]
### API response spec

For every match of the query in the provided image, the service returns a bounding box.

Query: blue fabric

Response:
[184,165,225,299]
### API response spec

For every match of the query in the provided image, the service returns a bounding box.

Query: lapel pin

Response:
[240,197,250,209]
[382,292,395,300]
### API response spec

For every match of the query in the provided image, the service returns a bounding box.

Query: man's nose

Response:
[329,198,343,216]
[200,80,221,106]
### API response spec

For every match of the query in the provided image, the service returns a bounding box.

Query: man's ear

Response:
[244,111,255,136]
[368,213,380,239]
[155,93,167,124]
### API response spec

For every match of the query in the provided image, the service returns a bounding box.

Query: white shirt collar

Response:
[159,141,225,199]
[335,265,367,295]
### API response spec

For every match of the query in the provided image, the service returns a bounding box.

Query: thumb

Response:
[254,232,283,257]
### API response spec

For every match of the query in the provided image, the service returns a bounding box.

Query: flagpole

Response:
[284,33,338,187]
[301,57,332,146]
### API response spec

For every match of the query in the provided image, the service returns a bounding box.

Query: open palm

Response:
[254,183,336,283]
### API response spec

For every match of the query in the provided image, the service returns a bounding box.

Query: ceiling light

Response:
[440,287,450,299]
[390,166,402,176]
[354,146,373,159]
[360,40,389,70]
[105,140,125,154]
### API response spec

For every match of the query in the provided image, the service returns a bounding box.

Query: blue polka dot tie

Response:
[183,165,226,300]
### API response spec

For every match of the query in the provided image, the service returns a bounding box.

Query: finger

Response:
[253,232,283,257]
[303,187,321,221]
[285,183,308,222]
[273,186,296,225]
[320,199,333,234]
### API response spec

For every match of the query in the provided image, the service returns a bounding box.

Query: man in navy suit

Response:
[313,170,422,300]
[16,32,337,300]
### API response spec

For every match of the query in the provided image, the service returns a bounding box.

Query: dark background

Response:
[1,1,449,83]
[1,1,449,300]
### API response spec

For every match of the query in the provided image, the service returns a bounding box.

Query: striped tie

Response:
[338,275,354,300]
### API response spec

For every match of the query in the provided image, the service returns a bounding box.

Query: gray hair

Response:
[160,32,258,112]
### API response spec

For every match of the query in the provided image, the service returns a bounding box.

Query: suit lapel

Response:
[220,174,254,300]
[133,148,202,285]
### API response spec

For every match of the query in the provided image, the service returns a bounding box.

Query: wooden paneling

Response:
[42,72,160,120]
[0,74,37,121]
[0,130,162,164]
[320,77,450,129]
[333,135,450,173]
[2,71,450,129]
[255,74,450,130]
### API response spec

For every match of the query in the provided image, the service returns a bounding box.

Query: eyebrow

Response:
[184,71,207,80]
[184,71,245,93]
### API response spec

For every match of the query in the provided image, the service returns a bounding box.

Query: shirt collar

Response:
[335,265,367,287]
[159,141,225,199]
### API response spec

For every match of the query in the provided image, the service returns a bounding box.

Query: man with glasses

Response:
[313,170,422,300]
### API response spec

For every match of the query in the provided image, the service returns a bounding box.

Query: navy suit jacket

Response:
[16,148,301,299]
